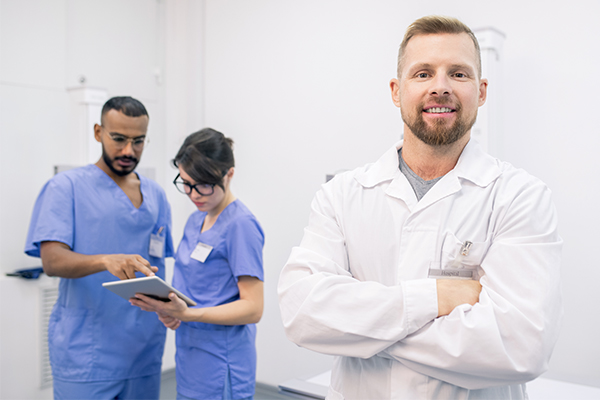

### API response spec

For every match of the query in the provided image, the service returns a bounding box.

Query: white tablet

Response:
[103,276,197,306]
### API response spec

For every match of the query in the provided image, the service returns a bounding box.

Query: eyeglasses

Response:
[102,127,147,150]
[173,173,216,196]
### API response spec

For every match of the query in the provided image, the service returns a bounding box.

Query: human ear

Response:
[478,78,488,107]
[94,124,102,143]
[389,78,401,108]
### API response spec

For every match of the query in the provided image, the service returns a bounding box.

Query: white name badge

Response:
[428,268,475,280]
[191,242,213,263]
[149,233,165,258]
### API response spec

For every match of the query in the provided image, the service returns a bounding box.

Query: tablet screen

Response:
[102,276,197,306]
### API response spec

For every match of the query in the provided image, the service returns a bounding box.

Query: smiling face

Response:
[390,33,487,147]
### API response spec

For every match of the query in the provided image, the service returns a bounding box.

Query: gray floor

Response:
[159,369,295,400]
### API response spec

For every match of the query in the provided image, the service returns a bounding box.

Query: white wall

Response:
[201,0,600,389]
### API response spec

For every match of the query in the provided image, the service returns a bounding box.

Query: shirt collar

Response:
[354,138,501,189]
[452,139,501,187]
[354,142,403,188]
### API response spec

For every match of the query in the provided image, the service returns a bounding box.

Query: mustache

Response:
[115,155,138,163]
[421,97,462,111]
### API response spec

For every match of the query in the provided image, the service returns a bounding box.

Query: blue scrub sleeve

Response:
[225,216,264,281]
[25,175,75,257]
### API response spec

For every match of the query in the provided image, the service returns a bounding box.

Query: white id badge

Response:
[149,233,165,258]
[191,242,213,263]
[428,268,475,280]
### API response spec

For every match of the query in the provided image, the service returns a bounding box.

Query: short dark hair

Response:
[172,128,235,190]
[397,15,481,78]
[101,96,148,124]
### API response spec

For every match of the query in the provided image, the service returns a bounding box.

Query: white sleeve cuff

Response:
[402,278,438,334]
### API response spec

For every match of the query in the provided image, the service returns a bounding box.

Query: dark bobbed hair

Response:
[101,96,148,124]
[172,128,235,190]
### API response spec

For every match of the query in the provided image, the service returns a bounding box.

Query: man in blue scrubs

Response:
[25,96,174,399]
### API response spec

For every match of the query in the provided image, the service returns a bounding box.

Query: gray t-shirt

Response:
[398,148,443,201]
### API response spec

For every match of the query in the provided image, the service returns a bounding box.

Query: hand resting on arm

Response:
[436,279,482,317]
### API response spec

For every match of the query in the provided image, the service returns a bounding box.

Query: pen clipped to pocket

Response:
[429,240,479,280]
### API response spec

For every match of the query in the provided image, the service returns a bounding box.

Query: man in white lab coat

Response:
[278,15,562,400]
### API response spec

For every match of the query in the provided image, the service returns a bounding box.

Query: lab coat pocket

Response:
[48,306,94,374]
[439,232,488,279]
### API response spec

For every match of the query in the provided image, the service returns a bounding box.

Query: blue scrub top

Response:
[25,165,174,381]
[172,200,264,400]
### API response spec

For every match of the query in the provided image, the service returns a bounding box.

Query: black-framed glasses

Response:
[173,173,216,196]
[102,127,147,150]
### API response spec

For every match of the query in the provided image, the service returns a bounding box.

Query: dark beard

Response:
[101,148,139,177]
[403,102,477,146]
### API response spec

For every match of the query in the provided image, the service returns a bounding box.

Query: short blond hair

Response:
[397,15,481,78]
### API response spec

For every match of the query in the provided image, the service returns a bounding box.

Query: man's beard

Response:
[101,147,139,177]
[402,101,477,146]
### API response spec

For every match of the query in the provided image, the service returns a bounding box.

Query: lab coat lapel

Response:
[386,172,418,209]
[412,139,502,213]
[411,171,462,213]
[354,142,419,208]
[454,139,502,187]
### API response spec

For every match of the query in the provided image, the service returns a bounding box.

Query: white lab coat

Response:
[278,140,562,400]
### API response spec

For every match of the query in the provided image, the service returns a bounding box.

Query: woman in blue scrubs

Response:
[131,128,264,400]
